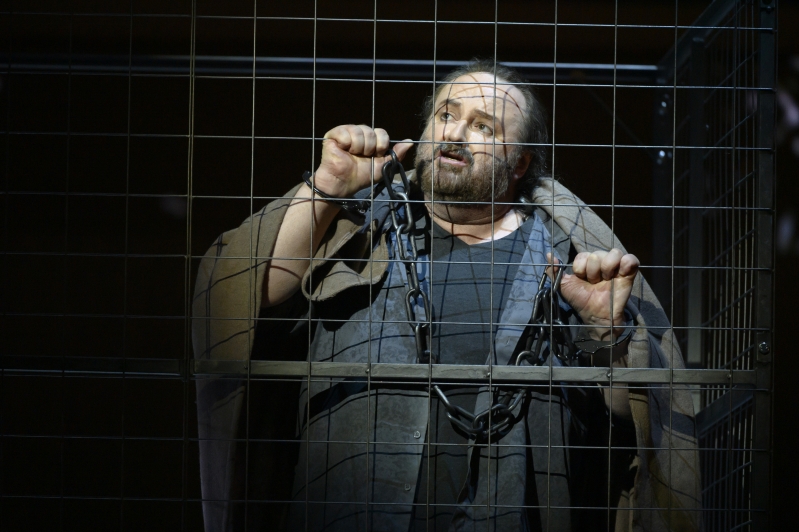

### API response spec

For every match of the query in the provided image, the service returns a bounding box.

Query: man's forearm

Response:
[261,184,341,308]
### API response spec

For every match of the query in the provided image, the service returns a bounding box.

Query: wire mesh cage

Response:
[649,1,775,529]
[0,0,776,531]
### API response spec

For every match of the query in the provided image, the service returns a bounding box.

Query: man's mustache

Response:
[432,143,474,165]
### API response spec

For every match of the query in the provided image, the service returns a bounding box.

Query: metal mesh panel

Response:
[652,1,775,530]
[698,391,754,530]
[0,0,776,530]
[668,0,760,382]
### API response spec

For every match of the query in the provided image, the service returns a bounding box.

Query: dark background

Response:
[1,0,796,530]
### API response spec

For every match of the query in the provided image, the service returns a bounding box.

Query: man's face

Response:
[415,72,528,204]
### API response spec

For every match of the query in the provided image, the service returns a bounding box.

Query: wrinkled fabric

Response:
[289,212,572,532]
[531,180,702,531]
[192,176,702,531]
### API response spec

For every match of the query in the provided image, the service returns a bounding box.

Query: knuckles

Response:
[571,248,639,282]
[325,124,391,157]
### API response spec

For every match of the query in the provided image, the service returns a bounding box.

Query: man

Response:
[193,60,701,531]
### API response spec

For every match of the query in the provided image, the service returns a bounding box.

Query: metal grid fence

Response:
[651,1,775,529]
[0,0,776,530]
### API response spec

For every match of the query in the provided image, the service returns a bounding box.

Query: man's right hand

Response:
[313,124,413,198]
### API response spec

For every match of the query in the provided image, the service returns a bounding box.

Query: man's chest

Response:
[426,222,529,364]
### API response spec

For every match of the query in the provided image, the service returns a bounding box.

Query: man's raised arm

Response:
[548,249,641,420]
[262,124,412,308]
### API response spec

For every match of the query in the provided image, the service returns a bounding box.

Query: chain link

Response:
[433,269,583,442]
[381,152,432,364]
[379,150,581,441]
[513,267,583,367]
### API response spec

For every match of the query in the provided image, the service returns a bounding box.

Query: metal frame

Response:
[0,1,777,529]
[651,0,776,529]
[0,54,658,83]
[0,356,760,384]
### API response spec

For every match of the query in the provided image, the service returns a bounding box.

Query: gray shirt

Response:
[287,210,623,532]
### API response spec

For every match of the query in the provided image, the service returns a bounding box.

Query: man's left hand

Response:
[546,249,639,342]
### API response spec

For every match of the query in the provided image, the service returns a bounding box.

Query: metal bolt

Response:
[413,430,421,439]
[404,484,411,491]
[606,370,612,378]
[758,341,770,355]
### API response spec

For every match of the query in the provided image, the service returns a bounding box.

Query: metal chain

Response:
[379,151,582,441]
[514,267,583,367]
[381,152,432,364]
[433,269,585,441]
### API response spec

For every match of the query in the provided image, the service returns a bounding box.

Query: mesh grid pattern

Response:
[0,1,775,530]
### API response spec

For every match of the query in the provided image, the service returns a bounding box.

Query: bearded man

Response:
[192,60,702,532]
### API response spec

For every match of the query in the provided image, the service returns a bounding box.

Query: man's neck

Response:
[426,200,523,245]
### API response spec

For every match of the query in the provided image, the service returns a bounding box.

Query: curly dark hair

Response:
[420,58,549,200]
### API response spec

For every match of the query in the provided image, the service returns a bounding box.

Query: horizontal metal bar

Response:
[0,54,659,83]
[0,353,759,385]
[0,129,772,149]
[0,10,767,30]
[0,356,184,376]
[0,357,754,384]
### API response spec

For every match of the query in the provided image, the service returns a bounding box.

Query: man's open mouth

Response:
[436,147,470,167]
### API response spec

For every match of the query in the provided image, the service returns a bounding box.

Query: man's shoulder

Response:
[525,206,575,263]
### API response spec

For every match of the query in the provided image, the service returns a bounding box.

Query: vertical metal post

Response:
[752,0,776,529]
[687,37,706,369]
[651,85,673,315]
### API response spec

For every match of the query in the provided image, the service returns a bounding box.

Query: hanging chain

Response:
[431,269,585,442]
[379,151,582,441]
[381,152,432,364]
[514,267,583,367]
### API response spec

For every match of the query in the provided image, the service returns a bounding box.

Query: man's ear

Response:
[512,151,532,180]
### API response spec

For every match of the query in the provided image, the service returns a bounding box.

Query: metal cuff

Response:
[573,319,634,356]
[302,171,369,214]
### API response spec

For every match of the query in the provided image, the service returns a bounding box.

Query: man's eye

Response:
[477,123,493,134]
[440,112,453,121]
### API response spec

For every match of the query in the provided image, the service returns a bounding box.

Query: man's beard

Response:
[414,142,519,204]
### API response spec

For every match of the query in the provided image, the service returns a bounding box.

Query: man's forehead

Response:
[436,72,526,114]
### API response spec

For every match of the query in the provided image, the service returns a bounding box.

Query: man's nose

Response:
[442,119,468,143]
